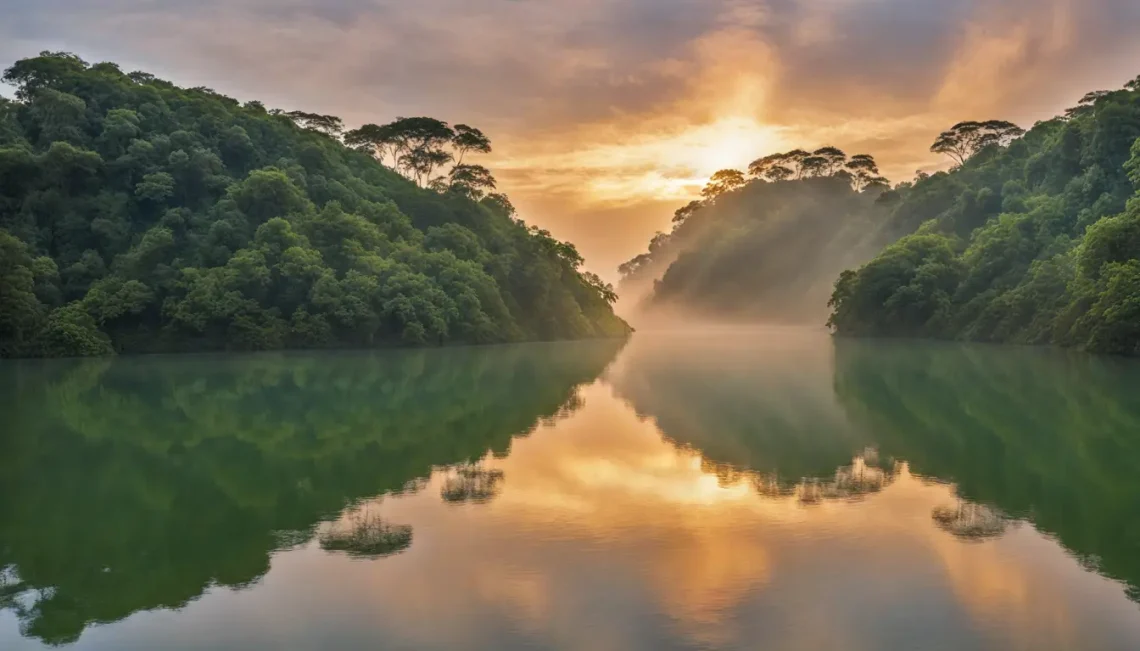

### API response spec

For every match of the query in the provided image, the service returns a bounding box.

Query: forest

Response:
[0,52,629,358]
[828,80,1140,355]
[618,149,893,321]
[623,74,1140,355]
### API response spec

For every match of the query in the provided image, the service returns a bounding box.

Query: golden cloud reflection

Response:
[292,380,1140,650]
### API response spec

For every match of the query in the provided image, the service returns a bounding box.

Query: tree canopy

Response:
[829,73,1140,355]
[0,52,628,357]
[929,120,1025,167]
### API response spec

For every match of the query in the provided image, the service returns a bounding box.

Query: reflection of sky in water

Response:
[3,330,1140,650]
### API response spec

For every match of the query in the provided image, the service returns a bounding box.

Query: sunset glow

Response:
[3,0,1140,276]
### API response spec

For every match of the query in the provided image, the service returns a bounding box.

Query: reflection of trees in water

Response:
[440,463,505,504]
[319,511,413,559]
[931,501,1008,541]
[834,339,1140,602]
[0,340,622,645]
[742,449,898,505]
[794,451,897,505]
[610,331,872,488]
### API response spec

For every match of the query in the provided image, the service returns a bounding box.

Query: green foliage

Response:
[829,74,1140,354]
[0,52,628,357]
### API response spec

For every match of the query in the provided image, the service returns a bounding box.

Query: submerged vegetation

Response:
[0,52,627,358]
[827,75,1140,354]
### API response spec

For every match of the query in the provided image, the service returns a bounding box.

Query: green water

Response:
[2,328,1139,650]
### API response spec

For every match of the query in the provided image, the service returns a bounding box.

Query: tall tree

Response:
[447,164,497,199]
[846,154,882,191]
[285,111,344,137]
[930,120,1024,166]
[813,146,848,176]
[452,125,492,165]
[399,148,454,187]
[344,123,397,166]
[701,169,746,200]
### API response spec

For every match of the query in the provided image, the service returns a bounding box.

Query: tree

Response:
[701,169,746,200]
[285,111,344,137]
[399,147,454,187]
[481,192,516,218]
[582,272,618,304]
[812,146,848,176]
[346,119,494,192]
[2,51,88,101]
[387,117,455,161]
[672,200,704,225]
[748,149,812,180]
[930,120,1025,166]
[0,230,47,355]
[344,123,397,165]
[800,155,829,178]
[452,124,491,165]
[446,164,496,199]
[846,154,882,191]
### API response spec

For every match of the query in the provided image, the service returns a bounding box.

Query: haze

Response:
[4,0,1140,279]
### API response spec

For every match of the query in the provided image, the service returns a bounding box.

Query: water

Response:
[3,327,1140,650]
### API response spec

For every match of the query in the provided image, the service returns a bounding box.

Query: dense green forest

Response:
[828,77,1140,354]
[0,340,621,644]
[622,75,1140,355]
[0,52,628,357]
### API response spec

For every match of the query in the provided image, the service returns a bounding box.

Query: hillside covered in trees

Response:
[618,148,895,322]
[828,77,1140,355]
[0,52,629,358]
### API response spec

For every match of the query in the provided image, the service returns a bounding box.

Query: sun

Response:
[573,118,784,204]
[688,117,785,179]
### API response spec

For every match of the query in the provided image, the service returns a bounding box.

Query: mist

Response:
[617,174,897,328]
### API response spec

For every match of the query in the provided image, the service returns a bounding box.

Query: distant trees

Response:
[748,147,888,190]
[701,169,746,200]
[284,111,344,137]
[930,120,1024,166]
[345,118,494,190]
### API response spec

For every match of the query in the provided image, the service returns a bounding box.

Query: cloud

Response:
[2,0,1139,277]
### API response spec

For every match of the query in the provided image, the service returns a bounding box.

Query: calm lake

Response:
[3,327,1140,650]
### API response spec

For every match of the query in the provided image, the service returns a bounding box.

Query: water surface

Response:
[3,329,1140,650]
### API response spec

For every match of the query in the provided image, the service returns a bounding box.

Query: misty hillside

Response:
[619,153,894,323]
[0,52,629,358]
[830,75,1140,355]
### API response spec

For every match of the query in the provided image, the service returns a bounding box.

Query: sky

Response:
[3,0,1140,278]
